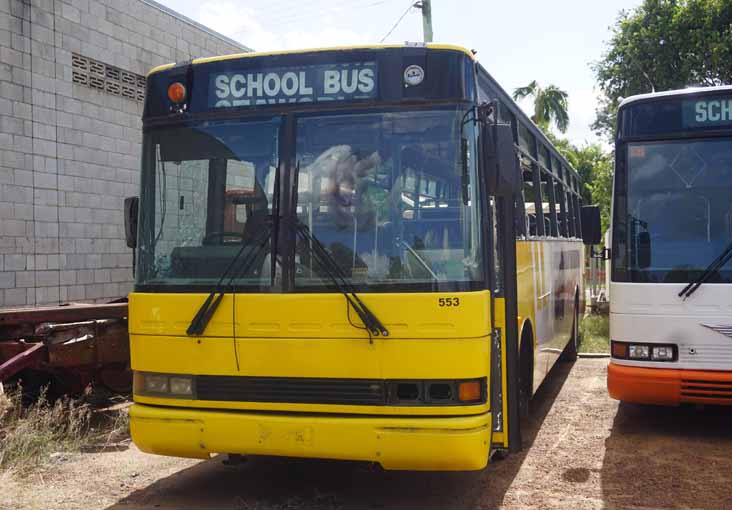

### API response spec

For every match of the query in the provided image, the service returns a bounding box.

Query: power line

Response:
[271,0,393,25]
[231,0,393,36]
[379,1,417,43]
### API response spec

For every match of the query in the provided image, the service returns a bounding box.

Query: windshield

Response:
[136,107,484,292]
[293,108,483,291]
[612,138,732,283]
[136,118,281,289]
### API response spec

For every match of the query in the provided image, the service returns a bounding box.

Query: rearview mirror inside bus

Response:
[581,205,602,245]
[637,231,651,269]
[124,196,139,249]
[482,123,518,195]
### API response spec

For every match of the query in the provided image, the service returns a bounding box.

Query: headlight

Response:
[628,345,649,360]
[144,373,169,393]
[651,346,674,361]
[169,376,194,396]
[611,341,676,362]
[134,372,195,398]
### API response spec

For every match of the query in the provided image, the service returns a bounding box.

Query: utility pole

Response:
[416,0,433,43]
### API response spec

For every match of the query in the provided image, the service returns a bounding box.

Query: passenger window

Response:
[541,171,557,237]
[522,165,539,236]
[555,181,568,237]
[566,190,575,237]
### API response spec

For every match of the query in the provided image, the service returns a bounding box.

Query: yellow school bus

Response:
[125,44,593,470]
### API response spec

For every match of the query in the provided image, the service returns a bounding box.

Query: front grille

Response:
[196,376,386,405]
[681,378,732,402]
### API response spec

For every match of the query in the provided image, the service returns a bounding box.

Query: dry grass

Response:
[0,385,130,475]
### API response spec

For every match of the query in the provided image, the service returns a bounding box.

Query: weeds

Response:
[0,385,130,474]
[580,313,610,353]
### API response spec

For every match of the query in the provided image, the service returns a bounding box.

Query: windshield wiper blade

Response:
[678,241,732,300]
[292,220,388,338]
[186,227,272,336]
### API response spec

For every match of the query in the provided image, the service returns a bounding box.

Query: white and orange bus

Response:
[609,86,732,405]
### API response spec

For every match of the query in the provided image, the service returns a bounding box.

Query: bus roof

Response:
[147,43,476,77]
[619,85,732,109]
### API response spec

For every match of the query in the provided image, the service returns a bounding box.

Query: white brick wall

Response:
[0,0,248,306]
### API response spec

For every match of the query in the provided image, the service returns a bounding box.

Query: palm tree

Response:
[512,81,569,134]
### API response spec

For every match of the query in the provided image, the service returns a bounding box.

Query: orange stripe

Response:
[608,363,732,406]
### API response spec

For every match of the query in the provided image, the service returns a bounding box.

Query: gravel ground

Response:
[3,358,732,510]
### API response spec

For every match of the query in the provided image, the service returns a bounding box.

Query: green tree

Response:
[512,81,570,134]
[544,131,613,232]
[593,0,732,140]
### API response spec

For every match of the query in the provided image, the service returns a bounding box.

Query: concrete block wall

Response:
[0,0,247,306]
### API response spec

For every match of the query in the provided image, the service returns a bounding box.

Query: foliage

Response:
[0,386,130,474]
[512,80,570,134]
[543,133,613,233]
[586,151,614,234]
[0,388,91,473]
[593,0,732,140]
[579,313,609,354]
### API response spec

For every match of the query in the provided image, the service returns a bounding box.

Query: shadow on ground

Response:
[601,402,732,509]
[106,363,574,510]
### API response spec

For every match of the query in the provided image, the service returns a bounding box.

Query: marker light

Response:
[167,82,186,103]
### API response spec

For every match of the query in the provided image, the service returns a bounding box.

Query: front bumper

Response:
[130,403,492,471]
[608,362,732,405]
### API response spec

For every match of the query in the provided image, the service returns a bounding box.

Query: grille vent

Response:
[681,378,732,403]
[71,53,146,102]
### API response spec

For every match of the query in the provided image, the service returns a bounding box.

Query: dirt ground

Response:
[4,358,732,510]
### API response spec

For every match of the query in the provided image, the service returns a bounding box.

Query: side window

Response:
[554,180,568,237]
[542,171,558,237]
[522,164,539,236]
[566,189,576,237]
[573,194,582,238]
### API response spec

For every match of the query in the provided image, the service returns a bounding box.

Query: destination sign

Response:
[210,62,377,108]
[683,96,732,128]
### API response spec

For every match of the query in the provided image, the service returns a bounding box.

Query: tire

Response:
[560,301,579,362]
[518,331,533,421]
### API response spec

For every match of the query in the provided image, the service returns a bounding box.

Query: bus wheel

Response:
[518,330,533,421]
[560,302,579,362]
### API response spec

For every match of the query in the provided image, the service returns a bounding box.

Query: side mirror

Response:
[580,205,602,245]
[637,231,651,269]
[124,196,139,249]
[482,123,519,195]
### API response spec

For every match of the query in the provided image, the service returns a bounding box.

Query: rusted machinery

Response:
[0,301,130,396]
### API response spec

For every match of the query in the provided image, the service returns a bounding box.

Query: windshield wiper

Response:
[292,219,389,339]
[188,159,283,336]
[186,226,272,336]
[678,241,732,300]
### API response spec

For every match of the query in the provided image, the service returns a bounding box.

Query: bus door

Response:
[482,120,522,453]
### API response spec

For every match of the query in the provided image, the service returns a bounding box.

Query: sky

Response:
[158,0,643,146]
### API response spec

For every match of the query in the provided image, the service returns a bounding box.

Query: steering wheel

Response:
[202,231,245,245]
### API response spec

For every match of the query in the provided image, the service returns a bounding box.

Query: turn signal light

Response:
[611,341,627,358]
[458,381,481,402]
[167,82,186,103]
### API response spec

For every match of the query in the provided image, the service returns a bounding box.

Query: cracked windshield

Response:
[136,118,280,289]
[294,108,483,290]
[616,138,732,282]
[135,108,482,291]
